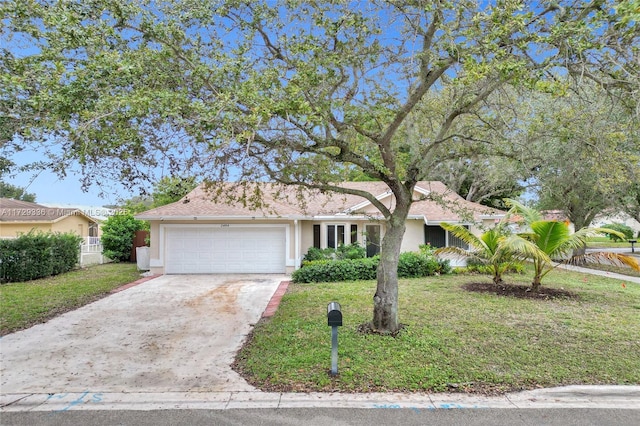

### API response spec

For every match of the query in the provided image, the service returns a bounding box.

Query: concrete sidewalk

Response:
[2,386,639,412]
[556,263,640,284]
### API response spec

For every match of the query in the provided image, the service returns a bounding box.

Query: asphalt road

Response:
[3,407,640,426]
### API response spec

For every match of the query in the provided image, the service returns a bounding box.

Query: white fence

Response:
[80,237,108,266]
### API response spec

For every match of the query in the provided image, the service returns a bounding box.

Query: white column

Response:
[294,219,300,269]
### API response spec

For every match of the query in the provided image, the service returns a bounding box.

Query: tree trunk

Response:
[572,243,587,265]
[531,275,541,292]
[371,208,408,334]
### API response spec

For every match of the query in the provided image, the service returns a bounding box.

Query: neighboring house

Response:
[0,198,100,242]
[592,211,640,236]
[507,210,576,234]
[40,203,120,223]
[136,181,505,275]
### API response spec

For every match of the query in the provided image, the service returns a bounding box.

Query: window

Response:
[448,231,469,250]
[350,224,358,244]
[327,224,345,248]
[424,224,469,249]
[424,225,446,248]
[365,224,381,257]
[313,224,321,248]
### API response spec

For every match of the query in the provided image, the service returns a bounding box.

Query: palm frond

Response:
[530,220,572,255]
[578,252,640,271]
[502,234,551,263]
[434,246,471,258]
[439,222,486,252]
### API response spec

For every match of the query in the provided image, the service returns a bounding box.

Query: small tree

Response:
[101,213,145,262]
[436,221,541,285]
[506,200,639,291]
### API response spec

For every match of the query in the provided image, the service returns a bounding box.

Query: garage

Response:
[164,226,286,274]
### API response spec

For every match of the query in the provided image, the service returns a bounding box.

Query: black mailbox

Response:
[327,302,342,327]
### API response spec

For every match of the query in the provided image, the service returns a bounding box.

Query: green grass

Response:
[580,262,640,278]
[587,237,636,249]
[0,263,141,335]
[235,269,640,394]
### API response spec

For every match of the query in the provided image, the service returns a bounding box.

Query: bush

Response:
[397,252,439,278]
[600,223,634,242]
[292,257,379,283]
[419,244,452,275]
[301,243,366,264]
[293,245,452,283]
[101,213,146,261]
[0,231,82,283]
[336,242,366,260]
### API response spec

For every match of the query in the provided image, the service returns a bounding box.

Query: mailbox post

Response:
[630,239,637,254]
[327,302,342,376]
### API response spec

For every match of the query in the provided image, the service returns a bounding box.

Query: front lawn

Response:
[234,269,640,394]
[587,237,636,249]
[0,263,141,335]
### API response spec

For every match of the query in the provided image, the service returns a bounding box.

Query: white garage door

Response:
[165,226,286,274]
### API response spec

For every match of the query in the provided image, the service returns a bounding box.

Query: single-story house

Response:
[0,198,100,243]
[136,181,505,275]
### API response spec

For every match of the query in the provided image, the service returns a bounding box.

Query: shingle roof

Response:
[136,181,504,222]
[0,198,97,223]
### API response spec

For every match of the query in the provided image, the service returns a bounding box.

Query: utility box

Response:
[327,302,342,327]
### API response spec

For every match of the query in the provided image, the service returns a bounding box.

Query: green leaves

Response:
[4,0,635,193]
[100,213,145,262]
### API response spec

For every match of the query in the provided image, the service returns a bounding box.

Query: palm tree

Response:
[505,199,640,292]
[436,222,543,285]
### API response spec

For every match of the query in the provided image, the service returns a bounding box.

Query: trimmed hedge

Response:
[293,257,379,283]
[292,251,451,283]
[0,231,82,283]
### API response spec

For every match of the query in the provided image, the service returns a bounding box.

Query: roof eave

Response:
[136,215,305,221]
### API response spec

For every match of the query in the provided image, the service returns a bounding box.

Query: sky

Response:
[4,149,137,207]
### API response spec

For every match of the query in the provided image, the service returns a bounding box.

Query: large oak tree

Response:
[2,0,637,333]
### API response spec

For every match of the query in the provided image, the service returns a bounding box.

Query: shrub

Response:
[397,252,439,278]
[293,246,452,283]
[600,223,634,242]
[101,213,146,261]
[301,243,366,264]
[0,231,82,283]
[292,257,379,283]
[302,247,329,263]
[336,242,366,260]
[419,244,452,275]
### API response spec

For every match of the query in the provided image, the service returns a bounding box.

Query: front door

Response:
[366,225,381,257]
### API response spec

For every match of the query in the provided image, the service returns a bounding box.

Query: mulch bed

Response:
[462,282,578,300]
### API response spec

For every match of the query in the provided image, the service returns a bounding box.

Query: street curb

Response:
[2,386,639,412]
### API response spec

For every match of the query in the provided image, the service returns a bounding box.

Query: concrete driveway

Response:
[0,275,286,394]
